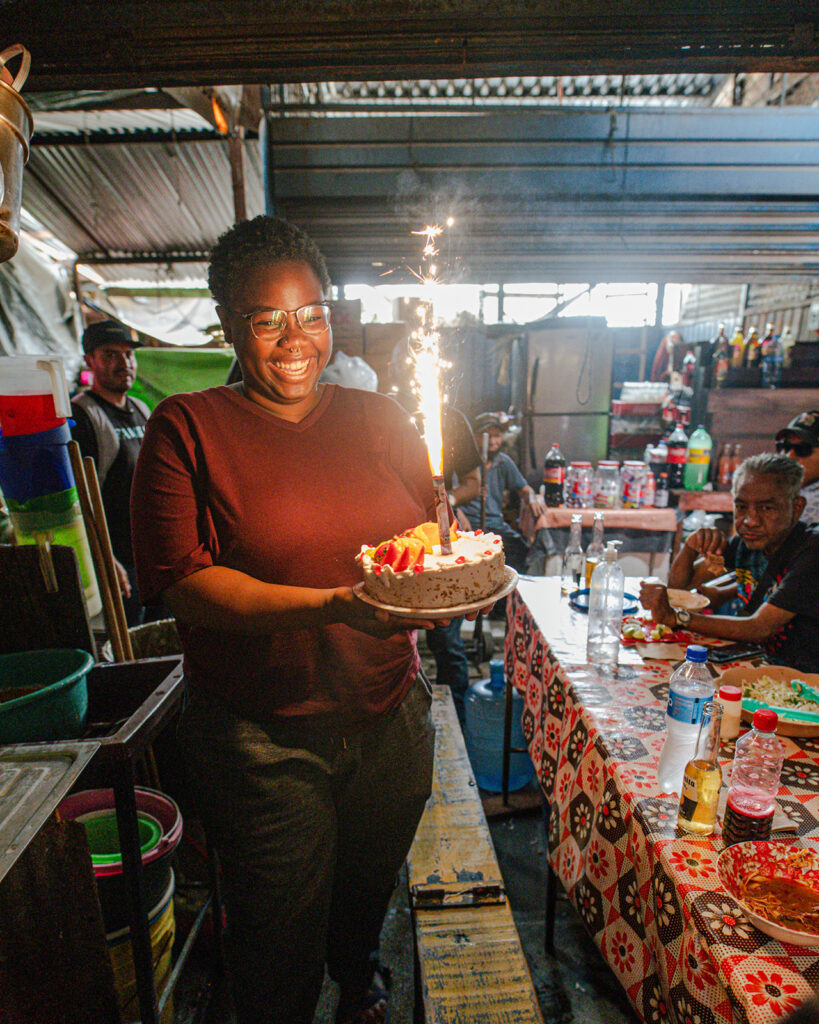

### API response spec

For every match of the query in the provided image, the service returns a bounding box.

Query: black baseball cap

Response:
[775,410,819,447]
[81,319,142,355]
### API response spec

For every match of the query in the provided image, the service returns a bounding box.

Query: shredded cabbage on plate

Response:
[741,676,819,712]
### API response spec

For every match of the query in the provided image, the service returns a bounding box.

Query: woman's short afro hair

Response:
[208,215,331,308]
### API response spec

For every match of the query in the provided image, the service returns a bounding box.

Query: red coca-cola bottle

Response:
[542,443,566,507]
[666,423,688,490]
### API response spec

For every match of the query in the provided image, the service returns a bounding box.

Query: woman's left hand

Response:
[333,588,439,635]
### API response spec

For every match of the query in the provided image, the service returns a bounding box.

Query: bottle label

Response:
[678,771,700,821]
[544,467,565,485]
[667,690,710,726]
[667,448,687,465]
[687,448,710,464]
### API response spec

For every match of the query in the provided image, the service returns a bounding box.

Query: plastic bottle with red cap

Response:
[722,708,786,846]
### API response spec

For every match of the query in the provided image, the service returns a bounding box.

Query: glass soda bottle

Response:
[561,513,584,595]
[730,325,745,368]
[722,708,785,846]
[542,443,566,507]
[666,423,689,490]
[586,541,624,674]
[583,510,605,588]
[682,424,713,491]
[677,701,723,835]
[656,645,715,794]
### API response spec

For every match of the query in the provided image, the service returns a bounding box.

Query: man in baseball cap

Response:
[775,410,819,523]
[72,320,151,623]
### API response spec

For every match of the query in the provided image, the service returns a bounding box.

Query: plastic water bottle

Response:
[656,645,715,794]
[722,709,786,846]
[682,425,712,491]
[586,541,624,673]
[464,659,534,793]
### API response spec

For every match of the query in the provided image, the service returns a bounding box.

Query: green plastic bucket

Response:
[0,648,93,742]
[79,810,163,867]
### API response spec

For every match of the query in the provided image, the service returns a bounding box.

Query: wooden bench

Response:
[407,687,544,1023]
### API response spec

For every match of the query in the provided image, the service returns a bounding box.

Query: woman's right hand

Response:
[331,588,439,637]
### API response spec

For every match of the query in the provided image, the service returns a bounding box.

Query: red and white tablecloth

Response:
[505,577,819,1024]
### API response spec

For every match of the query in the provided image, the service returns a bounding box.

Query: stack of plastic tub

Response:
[0,356,101,616]
[58,787,183,1023]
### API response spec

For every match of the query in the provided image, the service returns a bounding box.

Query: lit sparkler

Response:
[409,223,452,554]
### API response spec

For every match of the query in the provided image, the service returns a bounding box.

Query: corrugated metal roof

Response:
[305,74,724,109]
[31,107,212,136]
[24,135,264,281]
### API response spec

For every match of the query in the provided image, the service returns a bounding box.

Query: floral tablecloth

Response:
[505,577,819,1024]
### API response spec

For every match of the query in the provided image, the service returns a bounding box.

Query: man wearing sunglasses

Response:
[775,410,819,524]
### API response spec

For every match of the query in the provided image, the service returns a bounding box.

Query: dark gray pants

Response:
[178,675,435,1024]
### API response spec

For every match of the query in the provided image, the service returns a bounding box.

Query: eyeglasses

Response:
[226,303,332,342]
[776,439,815,457]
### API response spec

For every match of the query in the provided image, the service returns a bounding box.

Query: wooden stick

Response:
[83,456,134,661]
[68,441,125,662]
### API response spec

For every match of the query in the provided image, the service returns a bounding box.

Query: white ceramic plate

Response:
[353,566,519,621]
[667,588,710,611]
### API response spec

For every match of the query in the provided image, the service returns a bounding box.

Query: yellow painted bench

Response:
[407,686,544,1023]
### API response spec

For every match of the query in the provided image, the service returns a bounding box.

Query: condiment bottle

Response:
[654,471,670,508]
[678,700,723,835]
[716,684,742,741]
[722,708,785,846]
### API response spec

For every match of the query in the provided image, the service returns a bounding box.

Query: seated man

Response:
[775,409,819,523]
[459,415,543,575]
[641,453,819,673]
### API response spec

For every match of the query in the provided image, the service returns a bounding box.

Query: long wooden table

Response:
[505,576,819,1024]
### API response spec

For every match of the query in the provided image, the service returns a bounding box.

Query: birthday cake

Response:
[356,521,506,609]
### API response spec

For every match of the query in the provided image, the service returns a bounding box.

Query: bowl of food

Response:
[667,588,710,612]
[717,664,819,737]
[717,841,819,946]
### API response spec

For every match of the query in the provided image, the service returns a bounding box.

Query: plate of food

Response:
[353,566,519,620]
[620,616,688,645]
[667,588,710,612]
[717,664,819,737]
[717,841,819,946]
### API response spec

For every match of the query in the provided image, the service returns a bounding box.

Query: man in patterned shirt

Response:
[641,454,819,673]
[774,409,819,524]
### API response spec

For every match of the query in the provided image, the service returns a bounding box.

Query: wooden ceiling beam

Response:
[5,1,818,92]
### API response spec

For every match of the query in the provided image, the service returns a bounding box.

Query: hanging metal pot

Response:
[0,45,34,264]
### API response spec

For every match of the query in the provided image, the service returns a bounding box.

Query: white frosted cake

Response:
[357,521,505,609]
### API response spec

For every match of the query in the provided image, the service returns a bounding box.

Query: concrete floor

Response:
[174,618,639,1023]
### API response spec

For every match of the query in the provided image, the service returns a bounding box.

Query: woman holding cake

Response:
[131,216,470,1024]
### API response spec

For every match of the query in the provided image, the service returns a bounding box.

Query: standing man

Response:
[71,320,151,625]
[775,410,819,523]
[460,415,544,575]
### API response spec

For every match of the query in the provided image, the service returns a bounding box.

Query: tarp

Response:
[0,234,83,382]
[133,347,234,409]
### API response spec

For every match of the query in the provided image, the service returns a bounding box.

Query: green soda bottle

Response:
[682,425,712,491]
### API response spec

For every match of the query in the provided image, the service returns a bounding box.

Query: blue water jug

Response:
[464,659,534,793]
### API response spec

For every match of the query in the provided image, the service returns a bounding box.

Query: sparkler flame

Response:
[409,224,448,477]
[408,222,454,553]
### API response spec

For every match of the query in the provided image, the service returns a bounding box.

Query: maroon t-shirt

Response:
[130,384,436,724]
